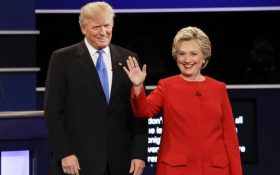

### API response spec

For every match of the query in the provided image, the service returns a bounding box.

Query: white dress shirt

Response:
[84,38,113,96]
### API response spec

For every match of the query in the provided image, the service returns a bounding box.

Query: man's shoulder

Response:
[53,42,84,55]
[110,44,136,55]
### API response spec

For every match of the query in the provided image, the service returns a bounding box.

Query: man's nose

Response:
[99,26,106,35]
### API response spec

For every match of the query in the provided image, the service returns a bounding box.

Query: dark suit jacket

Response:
[44,41,147,175]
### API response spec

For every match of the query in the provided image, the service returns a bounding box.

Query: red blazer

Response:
[131,75,242,175]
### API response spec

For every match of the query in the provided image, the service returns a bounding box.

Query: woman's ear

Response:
[202,58,206,64]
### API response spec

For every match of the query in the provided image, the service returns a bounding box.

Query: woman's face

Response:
[176,39,205,80]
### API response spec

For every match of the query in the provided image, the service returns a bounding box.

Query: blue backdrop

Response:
[36,0,280,9]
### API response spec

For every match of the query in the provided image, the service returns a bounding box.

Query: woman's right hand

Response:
[123,56,147,88]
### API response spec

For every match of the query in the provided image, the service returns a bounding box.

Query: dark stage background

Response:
[1,0,280,173]
[34,11,280,175]
[36,11,280,87]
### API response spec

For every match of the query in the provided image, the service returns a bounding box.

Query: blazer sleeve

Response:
[221,84,243,175]
[131,79,165,118]
[44,51,74,161]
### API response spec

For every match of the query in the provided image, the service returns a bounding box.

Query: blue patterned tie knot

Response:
[96,49,109,103]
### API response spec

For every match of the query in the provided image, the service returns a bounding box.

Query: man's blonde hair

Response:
[79,1,115,27]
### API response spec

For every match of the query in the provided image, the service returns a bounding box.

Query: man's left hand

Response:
[129,159,145,175]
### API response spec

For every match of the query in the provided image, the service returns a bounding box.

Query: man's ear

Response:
[80,26,86,35]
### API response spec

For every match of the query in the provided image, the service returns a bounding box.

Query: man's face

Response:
[81,14,113,49]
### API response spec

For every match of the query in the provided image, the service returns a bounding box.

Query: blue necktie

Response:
[96,50,109,103]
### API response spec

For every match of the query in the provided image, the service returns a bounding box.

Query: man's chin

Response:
[97,42,110,48]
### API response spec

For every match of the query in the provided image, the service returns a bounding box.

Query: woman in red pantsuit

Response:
[124,26,242,175]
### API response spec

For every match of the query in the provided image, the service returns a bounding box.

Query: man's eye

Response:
[92,27,100,30]
[178,52,186,56]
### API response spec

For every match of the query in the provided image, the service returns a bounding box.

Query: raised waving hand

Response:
[123,56,147,95]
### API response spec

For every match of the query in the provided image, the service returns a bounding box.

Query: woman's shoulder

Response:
[205,76,226,88]
[159,75,180,83]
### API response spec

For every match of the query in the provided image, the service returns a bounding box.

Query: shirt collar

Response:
[84,37,110,57]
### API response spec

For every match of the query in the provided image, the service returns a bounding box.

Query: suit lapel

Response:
[75,41,105,98]
[74,42,128,104]
[109,44,126,103]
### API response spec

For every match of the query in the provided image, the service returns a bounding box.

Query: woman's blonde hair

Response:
[172,26,211,69]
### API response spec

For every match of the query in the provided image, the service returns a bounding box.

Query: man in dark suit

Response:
[44,2,147,175]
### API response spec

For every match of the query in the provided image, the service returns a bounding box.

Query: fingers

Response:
[130,159,145,175]
[126,56,145,71]
[134,168,144,175]
[62,163,79,174]
[132,164,145,175]
[132,57,140,68]
[76,162,80,175]
[123,66,130,75]
[129,160,134,173]
[126,57,133,71]
[127,56,139,69]
[62,165,79,174]
[142,64,147,74]
[61,155,80,175]
[123,57,147,87]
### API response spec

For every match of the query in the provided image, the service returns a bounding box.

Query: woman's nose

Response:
[183,54,190,62]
